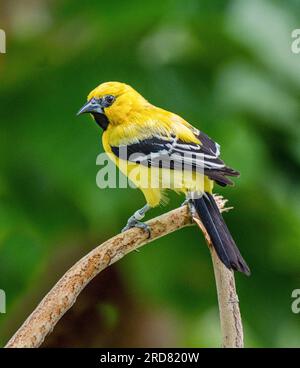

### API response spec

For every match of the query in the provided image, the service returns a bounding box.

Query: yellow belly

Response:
[102,134,213,208]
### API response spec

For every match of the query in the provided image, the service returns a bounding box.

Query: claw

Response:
[122,219,151,238]
[122,204,152,238]
[181,198,197,217]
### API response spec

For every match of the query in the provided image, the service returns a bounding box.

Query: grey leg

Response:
[122,204,151,237]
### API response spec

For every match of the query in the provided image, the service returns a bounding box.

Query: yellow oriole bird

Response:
[77,82,250,275]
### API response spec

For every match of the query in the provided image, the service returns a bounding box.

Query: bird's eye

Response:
[103,95,115,107]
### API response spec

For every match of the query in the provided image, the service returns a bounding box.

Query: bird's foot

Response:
[122,217,151,238]
[181,198,197,217]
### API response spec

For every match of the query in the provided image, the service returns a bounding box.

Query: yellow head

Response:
[77,81,149,129]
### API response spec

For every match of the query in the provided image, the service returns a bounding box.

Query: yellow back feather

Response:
[87,82,212,205]
[88,81,200,146]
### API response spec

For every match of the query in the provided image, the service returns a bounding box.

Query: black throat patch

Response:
[92,112,109,130]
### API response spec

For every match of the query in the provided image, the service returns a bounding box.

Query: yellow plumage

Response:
[89,82,213,207]
[78,81,250,275]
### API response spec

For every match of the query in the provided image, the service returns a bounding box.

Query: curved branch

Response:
[210,248,244,348]
[192,199,244,348]
[5,196,243,348]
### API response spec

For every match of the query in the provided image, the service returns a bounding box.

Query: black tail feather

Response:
[193,193,250,275]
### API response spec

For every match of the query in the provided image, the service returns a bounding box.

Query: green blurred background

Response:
[1,0,300,347]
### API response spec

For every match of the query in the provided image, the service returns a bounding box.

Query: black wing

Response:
[111,131,239,186]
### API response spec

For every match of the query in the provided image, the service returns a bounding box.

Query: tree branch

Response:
[192,197,244,348]
[5,196,243,348]
[210,248,244,348]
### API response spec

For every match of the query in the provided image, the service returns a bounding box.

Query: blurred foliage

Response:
[1,0,300,347]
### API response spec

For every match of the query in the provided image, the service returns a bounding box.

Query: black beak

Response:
[77,98,103,116]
